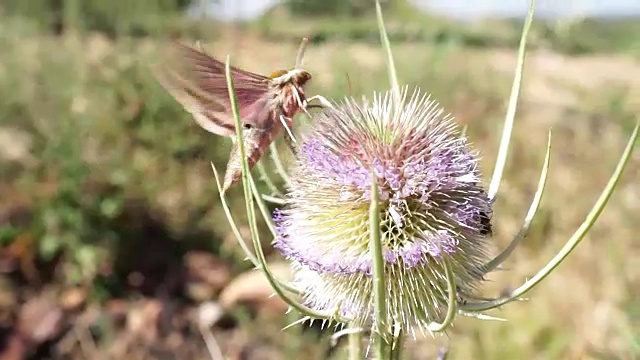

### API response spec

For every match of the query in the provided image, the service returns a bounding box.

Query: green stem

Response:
[488,0,536,200]
[255,160,282,196]
[270,141,291,184]
[480,131,551,275]
[347,322,364,360]
[63,0,81,32]
[389,324,404,360]
[427,259,457,332]
[375,0,400,105]
[369,175,388,359]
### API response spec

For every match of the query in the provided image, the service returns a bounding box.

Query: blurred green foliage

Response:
[2,0,639,55]
[0,18,232,290]
[1,0,192,36]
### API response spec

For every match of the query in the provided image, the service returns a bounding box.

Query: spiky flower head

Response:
[274,87,493,336]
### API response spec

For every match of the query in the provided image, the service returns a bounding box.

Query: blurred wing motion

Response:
[153,42,276,136]
[153,41,285,193]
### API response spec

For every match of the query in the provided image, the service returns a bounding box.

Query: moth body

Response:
[154,41,314,193]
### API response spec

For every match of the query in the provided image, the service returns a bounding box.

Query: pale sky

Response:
[417,0,640,19]
[190,0,640,20]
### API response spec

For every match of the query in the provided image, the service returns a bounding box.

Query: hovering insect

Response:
[153,38,329,193]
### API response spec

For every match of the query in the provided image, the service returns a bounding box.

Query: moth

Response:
[153,38,328,194]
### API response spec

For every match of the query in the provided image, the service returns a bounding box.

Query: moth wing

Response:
[171,42,274,128]
[153,65,237,137]
[197,92,274,136]
[238,95,276,129]
[173,41,267,83]
[154,41,274,135]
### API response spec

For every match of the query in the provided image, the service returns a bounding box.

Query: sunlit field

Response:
[0,5,638,359]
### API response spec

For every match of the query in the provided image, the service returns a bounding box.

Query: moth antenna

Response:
[295,37,309,69]
[294,87,313,119]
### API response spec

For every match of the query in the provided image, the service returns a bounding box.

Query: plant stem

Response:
[369,176,388,359]
[389,324,404,360]
[347,322,364,360]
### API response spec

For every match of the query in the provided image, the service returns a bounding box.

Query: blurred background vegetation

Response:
[0,0,638,359]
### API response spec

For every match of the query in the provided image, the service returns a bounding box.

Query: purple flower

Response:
[273,88,493,333]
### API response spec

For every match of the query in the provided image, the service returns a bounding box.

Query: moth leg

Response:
[293,87,319,120]
[292,86,304,109]
[292,86,313,120]
[298,92,327,120]
[279,115,298,155]
[279,115,297,144]
[305,95,333,109]
[301,95,333,118]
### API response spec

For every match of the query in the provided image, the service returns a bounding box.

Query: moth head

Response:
[293,69,312,86]
[269,69,312,88]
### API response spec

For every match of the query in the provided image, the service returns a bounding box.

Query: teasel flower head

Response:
[273,87,493,336]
